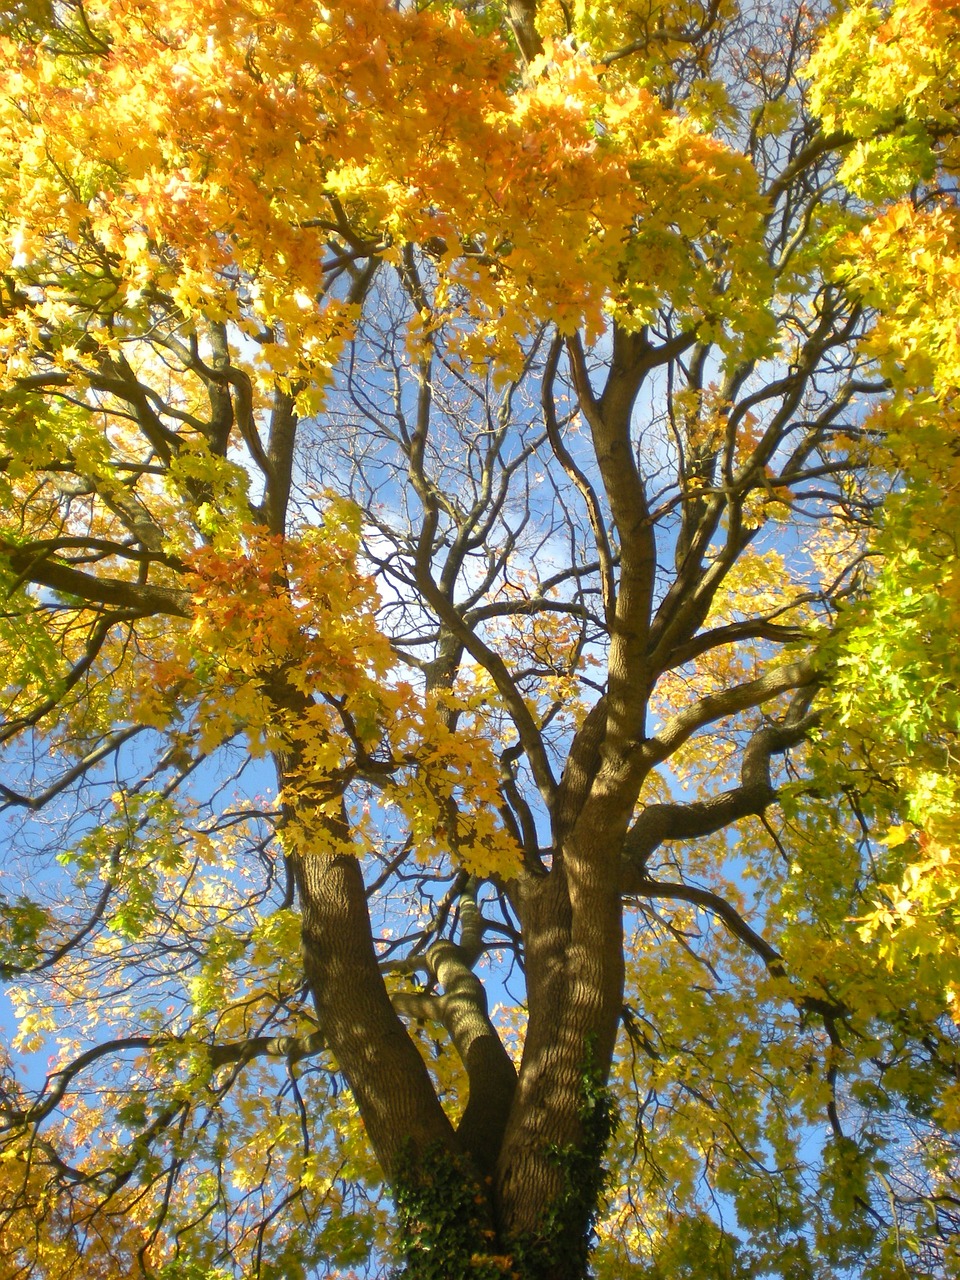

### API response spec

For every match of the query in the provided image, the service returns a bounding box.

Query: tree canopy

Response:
[0,0,958,1277]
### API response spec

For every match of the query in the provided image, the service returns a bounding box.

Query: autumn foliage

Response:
[0,0,959,1277]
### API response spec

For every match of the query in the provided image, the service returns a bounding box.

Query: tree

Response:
[0,0,958,1276]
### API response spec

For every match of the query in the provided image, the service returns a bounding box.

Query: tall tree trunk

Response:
[293,844,457,1178]
[272,708,459,1179]
[494,790,631,1274]
[273,656,630,1276]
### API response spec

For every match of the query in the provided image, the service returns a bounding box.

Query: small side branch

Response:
[625,874,781,969]
[1,1031,327,1130]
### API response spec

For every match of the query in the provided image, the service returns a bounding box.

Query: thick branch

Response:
[283,750,459,1179]
[388,889,519,1176]
[643,659,817,768]
[624,715,816,869]
[263,387,299,534]
[0,541,191,617]
[568,330,658,750]
[542,336,615,627]
[507,0,542,62]
[765,130,852,206]
[427,937,518,1176]
[663,618,812,671]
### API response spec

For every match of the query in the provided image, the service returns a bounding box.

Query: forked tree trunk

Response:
[294,844,622,1278]
[284,743,631,1278]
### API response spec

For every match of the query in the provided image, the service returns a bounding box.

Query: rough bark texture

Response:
[293,845,457,1180]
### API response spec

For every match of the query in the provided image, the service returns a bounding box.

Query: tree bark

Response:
[292,841,457,1180]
